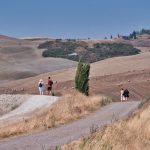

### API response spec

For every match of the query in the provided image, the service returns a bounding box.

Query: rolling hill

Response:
[1,34,150,100]
[1,50,150,100]
[0,35,77,84]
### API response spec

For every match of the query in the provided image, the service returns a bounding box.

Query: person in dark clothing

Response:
[123,89,129,101]
[47,77,53,95]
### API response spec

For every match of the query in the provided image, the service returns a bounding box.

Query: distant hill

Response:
[1,32,150,84]
[0,35,77,84]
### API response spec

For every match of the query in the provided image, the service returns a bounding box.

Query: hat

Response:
[39,79,43,82]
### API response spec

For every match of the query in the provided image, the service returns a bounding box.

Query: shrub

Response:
[39,40,140,63]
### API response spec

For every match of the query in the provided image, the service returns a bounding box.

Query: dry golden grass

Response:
[62,100,150,150]
[0,90,112,139]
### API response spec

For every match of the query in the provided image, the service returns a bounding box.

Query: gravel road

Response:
[0,94,29,116]
[0,101,140,150]
[0,95,58,122]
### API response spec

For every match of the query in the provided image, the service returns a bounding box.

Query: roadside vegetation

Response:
[0,90,112,138]
[61,99,150,150]
[38,40,140,62]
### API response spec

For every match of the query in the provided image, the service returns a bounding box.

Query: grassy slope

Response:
[0,90,112,138]
[62,100,150,150]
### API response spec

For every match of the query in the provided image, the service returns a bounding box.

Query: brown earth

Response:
[1,35,150,100]
[0,35,77,84]
[0,51,150,100]
[1,34,150,84]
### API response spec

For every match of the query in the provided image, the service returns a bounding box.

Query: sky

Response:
[0,0,150,39]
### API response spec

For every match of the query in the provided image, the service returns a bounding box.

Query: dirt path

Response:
[0,95,58,123]
[0,94,29,116]
[0,101,140,150]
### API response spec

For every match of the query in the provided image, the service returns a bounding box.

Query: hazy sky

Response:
[0,0,149,38]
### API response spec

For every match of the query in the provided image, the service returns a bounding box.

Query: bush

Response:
[39,40,140,63]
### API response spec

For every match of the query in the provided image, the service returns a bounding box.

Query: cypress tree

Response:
[75,58,90,96]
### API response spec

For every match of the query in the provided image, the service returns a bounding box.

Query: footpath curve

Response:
[0,101,140,150]
[0,95,58,123]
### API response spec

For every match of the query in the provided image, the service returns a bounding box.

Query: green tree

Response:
[75,58,90,96]
[129,31,137,39]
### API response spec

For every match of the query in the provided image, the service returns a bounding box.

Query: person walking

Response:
[46,77,53,95]
[121,88,124,102]
[123,89,129,101]
[38,79,44,95]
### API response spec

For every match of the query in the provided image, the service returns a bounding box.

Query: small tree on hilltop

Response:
[75,58,90,96]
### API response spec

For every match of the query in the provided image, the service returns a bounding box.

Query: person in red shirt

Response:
[47,77,53,95]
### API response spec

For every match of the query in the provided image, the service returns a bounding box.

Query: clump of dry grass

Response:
[62,101,150,150]
[0,90,112,138]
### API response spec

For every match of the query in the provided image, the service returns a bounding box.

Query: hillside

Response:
[0,35,77,84]
[1,33,150,84]
[1,51,150,100]
[62,100,150,150]
[0,34,150,149]
[1,34,150,99]
[37,33,150,63]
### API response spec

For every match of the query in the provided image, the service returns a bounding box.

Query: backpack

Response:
[39,82,43,87]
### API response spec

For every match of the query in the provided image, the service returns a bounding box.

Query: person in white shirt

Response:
[121,88,124,102]
[38,79,44,95]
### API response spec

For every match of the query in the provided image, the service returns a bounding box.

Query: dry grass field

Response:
[0,90,112,138]
[62,100,150,150]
